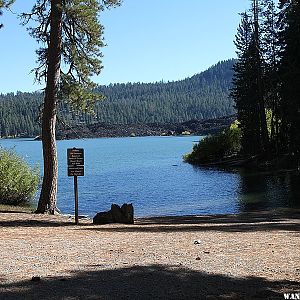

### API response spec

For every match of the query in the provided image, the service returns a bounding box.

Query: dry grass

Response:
[0,209,299,299]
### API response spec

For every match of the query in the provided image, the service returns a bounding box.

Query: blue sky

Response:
[0,0,249,93]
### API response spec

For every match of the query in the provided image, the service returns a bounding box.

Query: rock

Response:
[93,203,134,225]
[93,210,114,224]
[120,203,134,224]
[111,204,124,222]
[194,240,201,245]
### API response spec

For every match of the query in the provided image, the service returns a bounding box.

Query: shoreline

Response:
[2,204,300,222]
[1,115,235,140]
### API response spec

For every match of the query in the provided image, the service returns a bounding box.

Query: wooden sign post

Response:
[67,148,84,225]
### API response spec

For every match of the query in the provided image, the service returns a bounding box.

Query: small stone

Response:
[195,257,201,260]
[203,251,210,254]
[31,276,41,282]
[194,240,201,245]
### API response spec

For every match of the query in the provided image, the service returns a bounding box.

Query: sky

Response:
[0,0,250,93]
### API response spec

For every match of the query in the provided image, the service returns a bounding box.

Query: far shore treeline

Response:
[185,0,300,169]
[0,60,235,138]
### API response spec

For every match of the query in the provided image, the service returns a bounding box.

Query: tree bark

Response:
[36,0,62,214]
[253,0,269,153]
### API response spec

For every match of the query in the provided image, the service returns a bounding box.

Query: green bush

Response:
[0,148,39,205]
[184,120,241,164]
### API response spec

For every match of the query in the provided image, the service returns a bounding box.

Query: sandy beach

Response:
[0,209,299,299]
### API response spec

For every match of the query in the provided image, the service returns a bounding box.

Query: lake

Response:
[1,136,299,217]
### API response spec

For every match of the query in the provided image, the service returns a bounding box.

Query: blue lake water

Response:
[1,136,299,217]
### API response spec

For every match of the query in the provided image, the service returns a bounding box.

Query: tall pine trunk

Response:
[253,0,269,153]
[257,67,269,152]
[36,0,62,214]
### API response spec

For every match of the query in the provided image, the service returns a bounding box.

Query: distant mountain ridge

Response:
[0,59,236,138]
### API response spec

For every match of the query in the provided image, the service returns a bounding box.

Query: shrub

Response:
[184,120,241,164]
[0,148,39,205]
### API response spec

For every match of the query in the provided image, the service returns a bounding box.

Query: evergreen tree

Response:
[231,0,271,156]
[231,13,262,155]
[260,0,281,151]
[278,0,300,156]
[0,0,14,29]
[21,0,121,214]
[252,0,270,152]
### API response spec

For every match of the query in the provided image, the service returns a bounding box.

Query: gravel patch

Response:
[0,209,299,299]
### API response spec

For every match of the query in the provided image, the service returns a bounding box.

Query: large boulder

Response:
[93,210,114,225]
[120,203,134,224]
[93,203,134,225]
[111,204,125,222]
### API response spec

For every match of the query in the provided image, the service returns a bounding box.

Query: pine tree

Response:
[231,12,262,155]
[0,0,14,29]
[278,0,300,156]
[231,0,272,156]
[21,0,121,214]
[252,0,269,152]
[260,0,281,152]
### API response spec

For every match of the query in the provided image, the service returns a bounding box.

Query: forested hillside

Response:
[0,59,236,137]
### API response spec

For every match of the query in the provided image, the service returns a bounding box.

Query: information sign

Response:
[67,148,84,176]
[67,148,84,225]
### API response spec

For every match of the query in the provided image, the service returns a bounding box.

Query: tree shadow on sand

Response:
[0,264,298,300]
[0,210,299,232]
[0,218,78,228]
[83,210,300,233]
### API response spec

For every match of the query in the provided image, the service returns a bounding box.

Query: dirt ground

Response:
[0,208,299,299]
